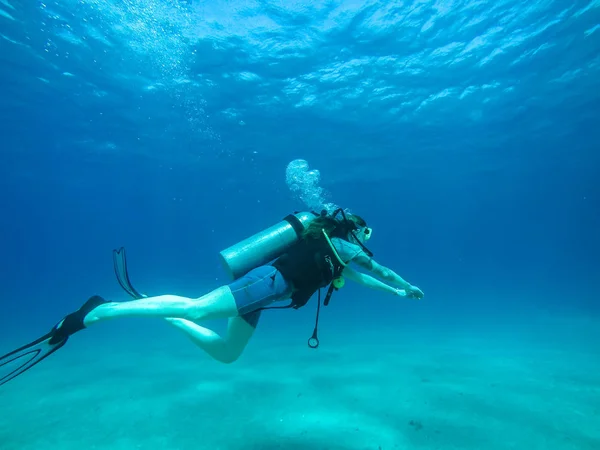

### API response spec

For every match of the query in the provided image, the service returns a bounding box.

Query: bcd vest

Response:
[272,234,345,308]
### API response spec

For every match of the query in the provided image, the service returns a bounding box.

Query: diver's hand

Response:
[405,285,424,299]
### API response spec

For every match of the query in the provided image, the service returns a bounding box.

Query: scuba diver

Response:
[0,209,424,386]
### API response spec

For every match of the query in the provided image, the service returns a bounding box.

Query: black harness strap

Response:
[307,289,323,348]
[283,214,306,238]
[259,280,338,349]
[307,283,337,348]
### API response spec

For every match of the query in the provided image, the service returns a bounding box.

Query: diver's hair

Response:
[349,214,366,228]
[303,213,366,240]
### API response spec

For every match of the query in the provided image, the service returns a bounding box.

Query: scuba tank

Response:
[219,211,318,280]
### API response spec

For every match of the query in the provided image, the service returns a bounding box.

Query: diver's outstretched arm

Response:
[343,266,406,297]
[352,253,424,299]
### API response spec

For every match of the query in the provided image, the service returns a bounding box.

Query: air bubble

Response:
[285,159,338,213]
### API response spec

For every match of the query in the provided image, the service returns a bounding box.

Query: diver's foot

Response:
[49,295,109,344]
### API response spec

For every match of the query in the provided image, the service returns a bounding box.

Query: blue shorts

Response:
[228,265,293,327]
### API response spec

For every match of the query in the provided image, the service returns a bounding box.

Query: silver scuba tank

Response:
[219,211,318,280]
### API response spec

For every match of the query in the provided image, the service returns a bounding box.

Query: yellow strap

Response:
[322,229,347,267]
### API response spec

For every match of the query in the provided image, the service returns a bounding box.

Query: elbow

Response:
[379,268,394,282]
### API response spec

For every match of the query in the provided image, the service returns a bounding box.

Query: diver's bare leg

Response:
[165,316,255,363]
[83,286,238,326]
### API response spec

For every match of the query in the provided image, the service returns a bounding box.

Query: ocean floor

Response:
[1,316,599,450]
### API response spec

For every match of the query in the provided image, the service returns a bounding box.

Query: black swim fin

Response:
[112,247,145,299]
[0,295,108,386]
[0,331,68,386]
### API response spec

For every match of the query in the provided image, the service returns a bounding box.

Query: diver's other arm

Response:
[343,266,406,297]
[353,253,424,299]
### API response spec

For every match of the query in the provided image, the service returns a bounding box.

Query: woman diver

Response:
[0,209,423,386]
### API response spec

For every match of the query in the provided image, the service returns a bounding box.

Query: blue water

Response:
[1,1,599,449]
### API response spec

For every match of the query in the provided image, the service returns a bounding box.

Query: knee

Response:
[219,349,242,364]
[220,353,239,364]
